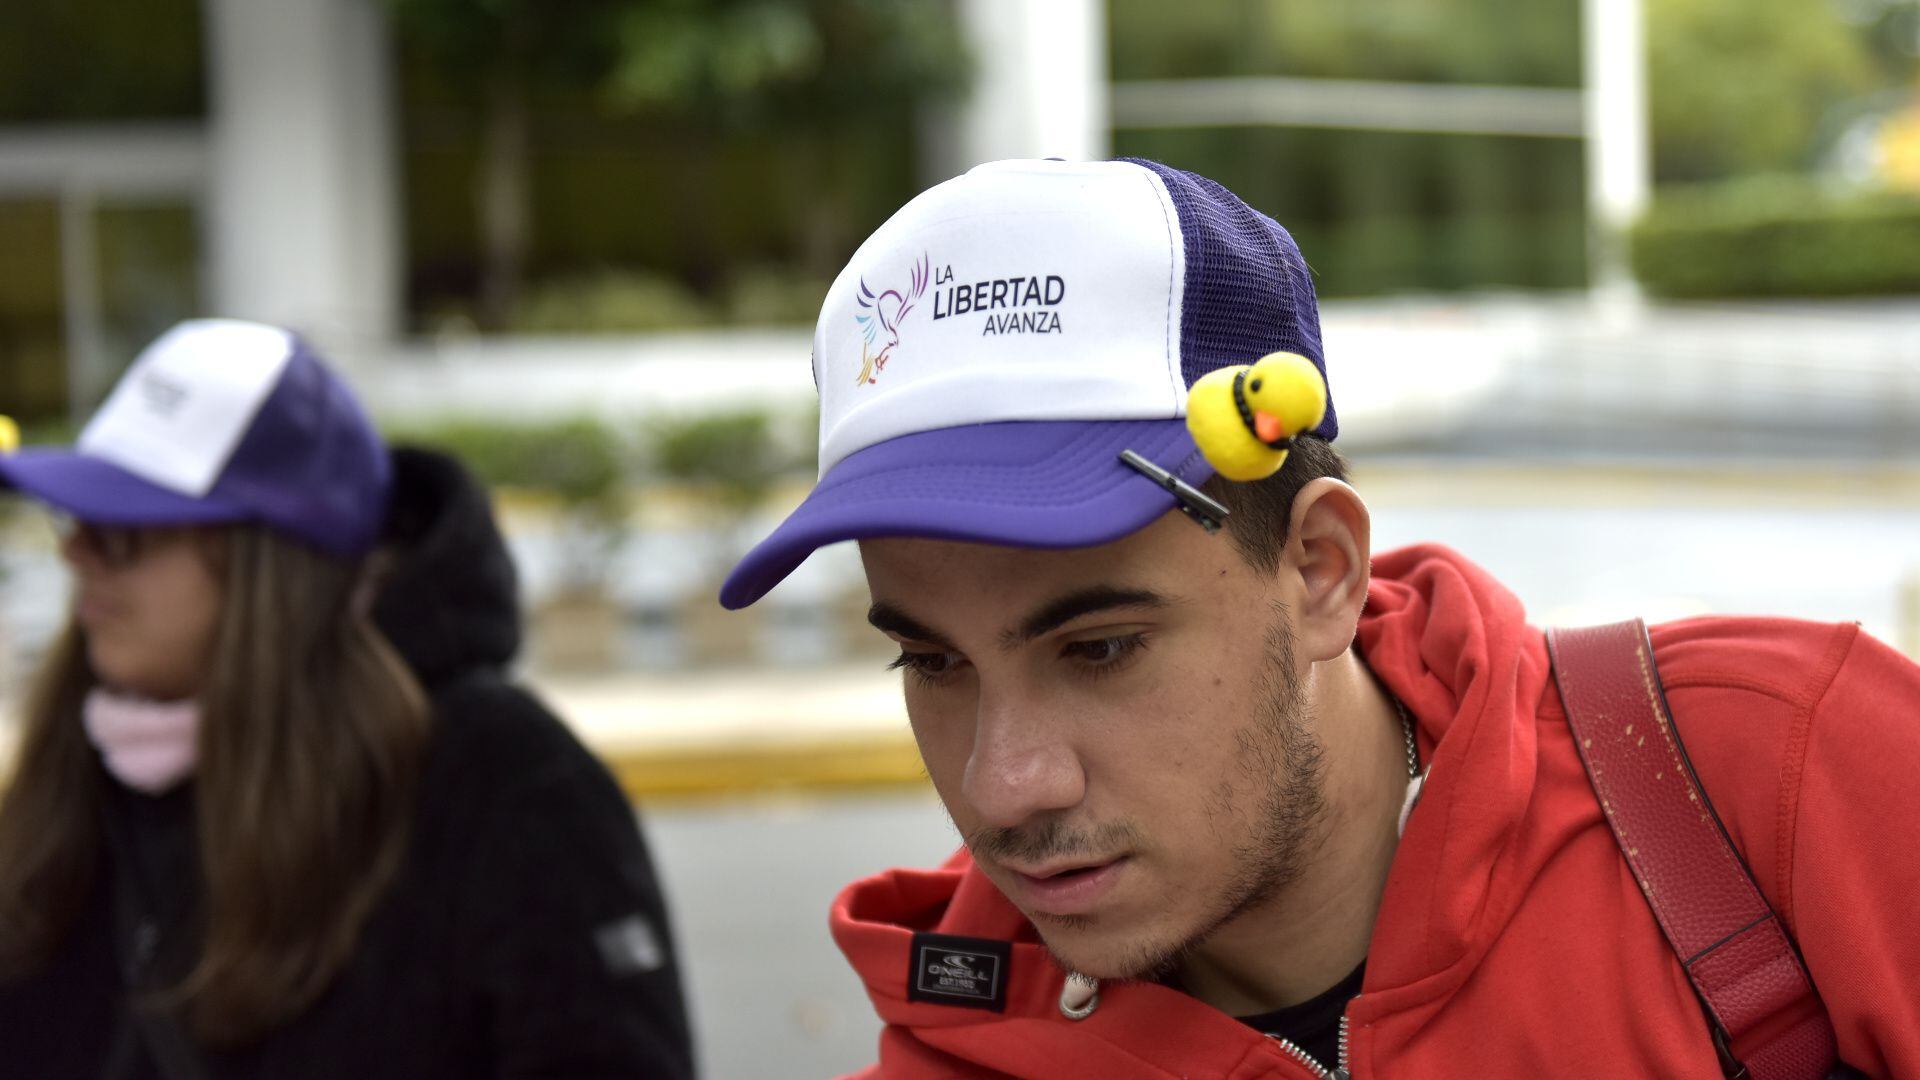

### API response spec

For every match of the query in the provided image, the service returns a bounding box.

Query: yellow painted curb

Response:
[0,732,929,804]
[600,731,928,801]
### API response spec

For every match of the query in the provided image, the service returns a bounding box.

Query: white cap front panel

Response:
[78,319,295,496]
[813,159,1187,475]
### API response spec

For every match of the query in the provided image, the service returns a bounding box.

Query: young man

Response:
[719,159,1920,1079]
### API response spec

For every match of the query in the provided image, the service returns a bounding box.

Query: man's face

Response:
[860,512,1330,981]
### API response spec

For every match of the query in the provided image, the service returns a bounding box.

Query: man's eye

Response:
[888,649,964,685]
[1062,634,1147,669]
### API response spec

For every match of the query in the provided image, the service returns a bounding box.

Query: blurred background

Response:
[1,0,1917,1075]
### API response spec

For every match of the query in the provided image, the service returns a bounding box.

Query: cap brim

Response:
[0,449,250,527]
[720,420,1213,609]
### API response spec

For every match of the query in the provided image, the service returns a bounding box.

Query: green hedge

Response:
[388,409,817,509]
[1630,178,1920,298]
[504,267,830,334]
[388,417,630,513]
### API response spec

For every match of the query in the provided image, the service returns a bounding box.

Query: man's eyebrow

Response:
[867,601,954,648]
[1002,586,1172,649]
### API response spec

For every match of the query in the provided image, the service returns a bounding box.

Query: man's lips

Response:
[1003,856,1130,917]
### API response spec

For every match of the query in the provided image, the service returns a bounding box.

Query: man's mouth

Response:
[1012,858,1113,880]
[1004,856,1130,917]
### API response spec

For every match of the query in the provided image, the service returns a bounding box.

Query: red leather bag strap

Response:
[1547,620,1838,1080]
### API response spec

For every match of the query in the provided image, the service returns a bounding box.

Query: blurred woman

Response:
[0,320,693,1078]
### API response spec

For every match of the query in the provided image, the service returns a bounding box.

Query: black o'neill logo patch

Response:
[906,932,1011,1012]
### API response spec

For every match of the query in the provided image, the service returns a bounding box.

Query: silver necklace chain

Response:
[1391,698,1420,779]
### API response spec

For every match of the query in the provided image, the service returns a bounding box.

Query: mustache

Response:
[967,818,1145,866]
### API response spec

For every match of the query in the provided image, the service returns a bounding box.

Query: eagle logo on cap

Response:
[854,252,930,387]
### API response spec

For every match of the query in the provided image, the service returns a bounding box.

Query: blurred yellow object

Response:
[1185,351,1327,482]
[1877,102,1920,193]
[0,414,18,454]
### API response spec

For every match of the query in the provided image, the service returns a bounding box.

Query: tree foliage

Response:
[385,0,965,327]
[0,0,202,122]
[1110,0,1891,186]
[384,0,630,95]
[1648,0,1879,182]
[606,0,966,127]
[389,0,965,131]
[1109,0,1581,87]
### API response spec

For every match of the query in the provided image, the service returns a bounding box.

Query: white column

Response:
[1582,0,1650,309]
[931,0,1109,179]
[58,187,106,421]
[201,0,401,374]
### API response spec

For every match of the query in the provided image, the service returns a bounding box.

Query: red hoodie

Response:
[829,545,1920,1079]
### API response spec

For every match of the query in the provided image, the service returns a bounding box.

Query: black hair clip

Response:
[1118,450,1230,533]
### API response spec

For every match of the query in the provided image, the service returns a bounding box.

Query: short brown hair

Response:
[1203,435,1350,576]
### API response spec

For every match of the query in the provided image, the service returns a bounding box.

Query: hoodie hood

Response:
[372,446,522,687]
[1340,543,1552,1048]
[829,544,1554,1077]
[832,854,1299,1077]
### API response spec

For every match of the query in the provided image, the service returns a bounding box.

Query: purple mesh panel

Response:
[211,338,391,557]
[1120,158,1338,442]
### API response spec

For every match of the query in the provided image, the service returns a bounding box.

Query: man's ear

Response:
[1282,478,1372,663]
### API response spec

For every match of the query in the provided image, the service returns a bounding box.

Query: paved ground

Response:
[641,788,956,1079]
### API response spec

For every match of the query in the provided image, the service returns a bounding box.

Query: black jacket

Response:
[0,447,696,1079]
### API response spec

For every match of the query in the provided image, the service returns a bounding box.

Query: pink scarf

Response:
[82,689,200,794]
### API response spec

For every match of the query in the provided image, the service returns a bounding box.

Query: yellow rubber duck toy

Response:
[0,414,18,455]
[1185,351,1327,482]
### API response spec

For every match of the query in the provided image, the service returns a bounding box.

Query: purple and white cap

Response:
[0,319,390,558]
[720,158,1336,609]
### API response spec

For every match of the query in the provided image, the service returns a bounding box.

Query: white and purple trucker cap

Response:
[0,319,390,558]
[719,157,1337,609]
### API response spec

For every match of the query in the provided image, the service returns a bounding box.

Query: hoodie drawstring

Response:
[1058,972,1100,1019]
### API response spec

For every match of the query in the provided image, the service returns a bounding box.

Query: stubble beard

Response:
[980,613,1332,984]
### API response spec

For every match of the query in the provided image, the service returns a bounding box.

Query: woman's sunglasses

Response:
[47,514,182,569]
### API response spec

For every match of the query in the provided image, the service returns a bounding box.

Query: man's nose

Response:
[960,687,1086,832]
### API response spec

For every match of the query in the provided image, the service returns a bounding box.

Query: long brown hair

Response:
[0,526,431,1046]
